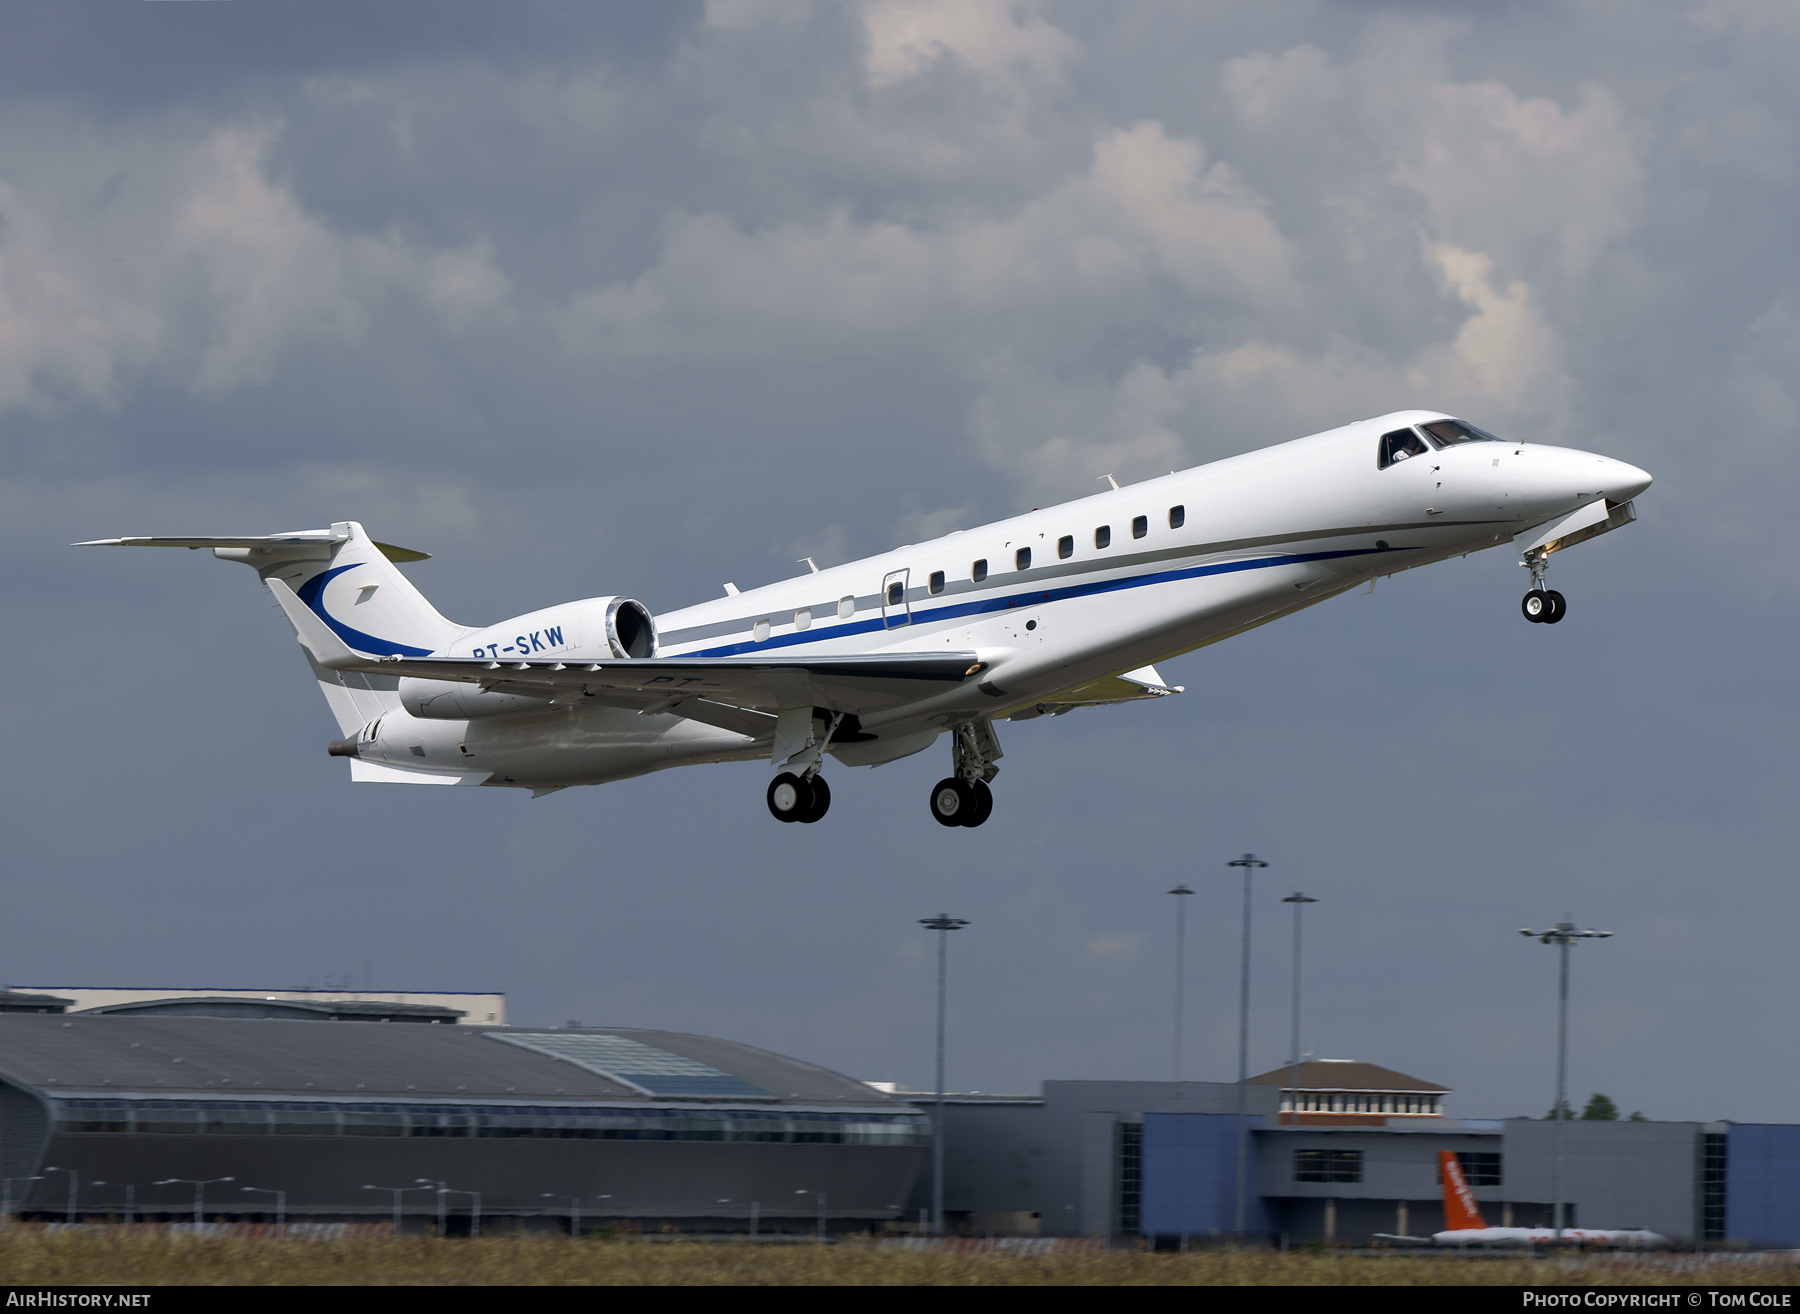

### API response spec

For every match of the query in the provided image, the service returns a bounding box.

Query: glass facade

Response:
[1436,1151,1502,1187]
[1282,1092,1441,1116]
[1116,1120,1142,1236]
[1702,1131,1727,1242]
[1293,1148,1363,1183]
[49,1099,930,1147]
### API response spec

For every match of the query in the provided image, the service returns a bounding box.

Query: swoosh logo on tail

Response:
[295,563,434,657]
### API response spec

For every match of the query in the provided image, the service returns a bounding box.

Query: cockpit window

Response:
[1378,428,1429,469]
[1419,418,1501,447]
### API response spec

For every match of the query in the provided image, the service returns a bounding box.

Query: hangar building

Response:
[0,1015,925,1232]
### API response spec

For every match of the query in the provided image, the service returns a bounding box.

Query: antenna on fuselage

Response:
[797,558,819,574]
[1098,474,1119,491]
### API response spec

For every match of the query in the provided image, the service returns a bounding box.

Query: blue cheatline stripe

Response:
[683,545,1396,659]
[296,562,435,658]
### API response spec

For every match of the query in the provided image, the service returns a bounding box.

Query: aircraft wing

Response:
[267,578,984,716]
[1004,665,1183,721]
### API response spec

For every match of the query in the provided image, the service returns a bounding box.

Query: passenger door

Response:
[881,569,911,629]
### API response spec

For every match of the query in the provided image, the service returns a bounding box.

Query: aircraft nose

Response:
[1603,460,1652,503]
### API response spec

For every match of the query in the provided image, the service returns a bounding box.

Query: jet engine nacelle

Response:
[399,595,657,720]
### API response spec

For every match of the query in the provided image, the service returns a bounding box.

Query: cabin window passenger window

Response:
[1058,535,1073,559]
[795,608,811,631]
[928,571,945,595]
[753,619,771,643]
[1132,515,1147,539]
[1095,526,1111,549]
[1016,547,1031,571]
[887,581,905,606]
[972,559,988,583]
[838,596,854,620]
[1169,505,1185,529]
[1379,428,1429,469]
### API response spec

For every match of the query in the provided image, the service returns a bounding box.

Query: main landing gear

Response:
[930,777,993,828]
[766,707,845,823]
[768,771,831,823]
[929,719,1001,829]
[1520,549,1567,625]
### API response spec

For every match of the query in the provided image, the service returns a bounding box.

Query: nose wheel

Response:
[768,772,831,823]
[1522,589,1566,624]
[1520,549,1567,624]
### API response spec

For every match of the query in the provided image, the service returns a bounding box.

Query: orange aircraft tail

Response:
[1439,1151,1487,1231]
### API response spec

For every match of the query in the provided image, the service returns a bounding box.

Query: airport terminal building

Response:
[0,1013,925,1232]
[10,1003,1800,1248]
[911,1063,1800,1248]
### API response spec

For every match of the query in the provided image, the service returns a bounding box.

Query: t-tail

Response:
[1438,1149,1487,1231]
[75,522,461,735]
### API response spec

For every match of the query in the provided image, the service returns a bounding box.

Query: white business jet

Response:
[1377,1151,1668,1248]
[79,410,1649,827]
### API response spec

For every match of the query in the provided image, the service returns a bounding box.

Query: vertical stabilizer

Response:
[1438,1150,1487,1231]
[77,522,467,736]
[218,522,468,736]
[240,521,464,658]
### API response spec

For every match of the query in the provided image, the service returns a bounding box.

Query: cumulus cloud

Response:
[0,118,511,412]
[553,16,1673,500]
[862,0,1077,89]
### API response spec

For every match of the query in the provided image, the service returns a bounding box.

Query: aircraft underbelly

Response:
[463,704,763,787]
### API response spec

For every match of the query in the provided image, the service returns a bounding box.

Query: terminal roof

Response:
[0,1016,897,1107]
[1246,1060,1449,1093]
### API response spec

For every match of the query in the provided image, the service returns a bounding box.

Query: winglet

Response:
[1438,1150,1486,1231]
[266,577,366,670]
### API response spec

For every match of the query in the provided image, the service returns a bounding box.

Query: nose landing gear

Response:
[1521,589,1566,623]
[1520,550,1567,624]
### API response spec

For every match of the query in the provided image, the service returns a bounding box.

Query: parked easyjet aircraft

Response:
[1378,1150,1668,1247]
[81,411,1649,826]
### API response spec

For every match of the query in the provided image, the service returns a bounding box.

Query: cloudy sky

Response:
[3,0,1796,1122]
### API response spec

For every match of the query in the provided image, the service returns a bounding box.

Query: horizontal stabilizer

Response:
[75,531,349,549]
[74,531,429,561]
[1372,1234,1432,1244]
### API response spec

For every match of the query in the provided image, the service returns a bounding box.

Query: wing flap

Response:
[1004,664,1183,721]
[399,652,986,715]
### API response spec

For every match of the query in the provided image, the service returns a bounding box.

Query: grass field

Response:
[0,1232,1793,1285]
